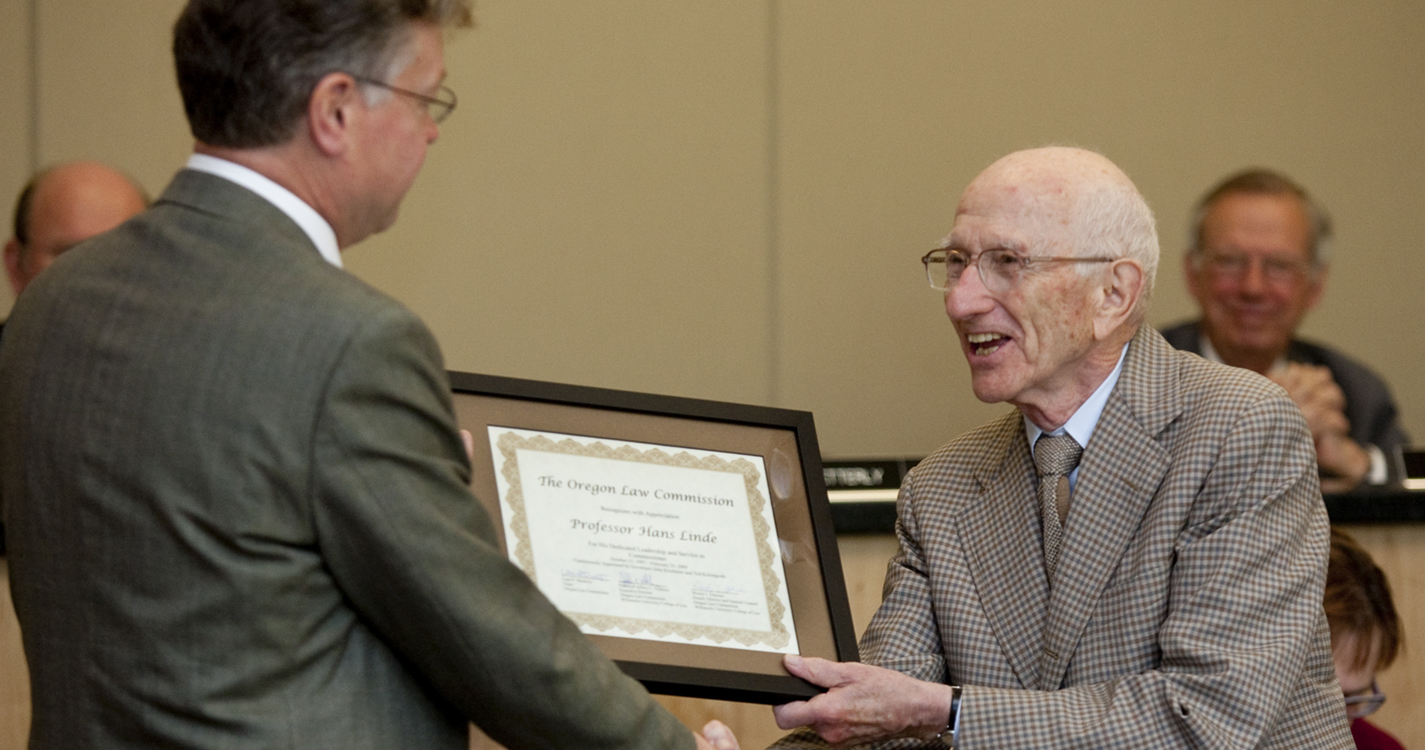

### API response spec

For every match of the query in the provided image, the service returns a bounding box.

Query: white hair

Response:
[1073,177,1159,320]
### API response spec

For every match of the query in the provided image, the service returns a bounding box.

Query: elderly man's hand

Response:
[696,720,740,750]
[1268,363,1370,490]
[772,655,954,750]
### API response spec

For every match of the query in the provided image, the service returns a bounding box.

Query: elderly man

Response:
[1,161,148,555]
[1162,169,1407,491]
[0,1,733,749]
[770,148,1350,748]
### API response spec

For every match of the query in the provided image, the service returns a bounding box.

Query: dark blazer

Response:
[0,170,692,750]
[778,327,1351,748]
[1160,321,1409,459]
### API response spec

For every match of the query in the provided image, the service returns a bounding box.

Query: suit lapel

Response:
[956,417,1050,689]
[1035,327,1182,690]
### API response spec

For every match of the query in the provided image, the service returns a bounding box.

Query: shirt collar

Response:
[1026,342,1130,452]
[1197,330,1288,375]
[185,154,342,269]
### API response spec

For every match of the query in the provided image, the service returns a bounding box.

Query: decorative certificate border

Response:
[449,371,860,705]
[490,428,797,652]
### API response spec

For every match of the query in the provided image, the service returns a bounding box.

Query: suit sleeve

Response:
[308,306,694,750]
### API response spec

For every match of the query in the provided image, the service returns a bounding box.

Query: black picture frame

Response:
[449,371,860,704]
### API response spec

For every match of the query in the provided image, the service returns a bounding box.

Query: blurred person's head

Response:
[1324,527,1401,719]
[5,162,148,296]
[1183,169,1330,374]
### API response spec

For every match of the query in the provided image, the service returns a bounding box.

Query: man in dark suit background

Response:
[767,148,1350,748]
[1161,169,1408,491]
[0,2,736,749]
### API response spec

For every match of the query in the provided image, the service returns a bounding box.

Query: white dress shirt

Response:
[185,153,342,269]
[1025,343,1130,493]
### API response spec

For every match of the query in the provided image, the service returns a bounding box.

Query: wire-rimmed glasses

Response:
[1193,249,1316,286]
[922,247,1116,293]
[350,75,458,124]
[1343,680,1386,719]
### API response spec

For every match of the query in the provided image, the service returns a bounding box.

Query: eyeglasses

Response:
[1195,249,1315,285]
[350,75,458,124]
[922,247,1115,293]
[1343,680,1386,719]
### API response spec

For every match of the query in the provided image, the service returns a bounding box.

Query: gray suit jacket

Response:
[780,327,1351,748]
[0,170,692,750]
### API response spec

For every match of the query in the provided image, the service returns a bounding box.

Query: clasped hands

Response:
[1268,363,1370,491]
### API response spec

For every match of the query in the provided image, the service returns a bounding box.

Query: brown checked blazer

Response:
[784,326,1352,749]
[0,170,693,750]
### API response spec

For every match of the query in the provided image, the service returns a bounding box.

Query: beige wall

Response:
[2,0,1424,747]
[2,0,1421,453]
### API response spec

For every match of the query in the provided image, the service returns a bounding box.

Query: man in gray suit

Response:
[0,1,735,749]
[769,148,1350,747]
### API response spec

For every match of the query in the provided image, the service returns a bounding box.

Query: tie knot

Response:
[1034,433,1083,478]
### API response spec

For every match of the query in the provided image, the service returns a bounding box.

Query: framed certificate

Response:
[450,371,860,704]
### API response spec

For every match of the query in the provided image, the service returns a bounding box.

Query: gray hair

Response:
[173,0,473,149]
[1188,168,1332,266]
[1073,176,1160,320]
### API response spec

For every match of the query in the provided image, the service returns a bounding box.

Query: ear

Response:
[1092,258,1145,341]
[4,238,26,296]
[307,72,362,158]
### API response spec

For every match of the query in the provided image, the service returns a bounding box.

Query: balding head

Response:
[6,161,149,296]
[942,147,1157,428]
[963,147,1160,311]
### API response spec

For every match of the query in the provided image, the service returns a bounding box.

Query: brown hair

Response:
[173,0,473,148]
[1324,527,1402,671]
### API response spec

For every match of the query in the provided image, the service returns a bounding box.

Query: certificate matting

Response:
[489,428,800,653]
[450,371,859,704]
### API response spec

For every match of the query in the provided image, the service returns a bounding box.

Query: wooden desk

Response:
[829,486,1425,532]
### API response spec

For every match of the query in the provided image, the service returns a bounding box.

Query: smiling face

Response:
[1185,192,1324,372]
[942,152,1127,428]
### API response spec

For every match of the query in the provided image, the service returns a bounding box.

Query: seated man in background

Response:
[1,160,149,555]
[1324,528,1406,750]
[1162,169,1408,491]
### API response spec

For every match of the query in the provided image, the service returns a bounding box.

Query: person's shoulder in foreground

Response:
[0,160,148,558]
[1169,168,1409,488]
[1160,319,1406,456]
[0,1,736,749]
[767,147,1351,750]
